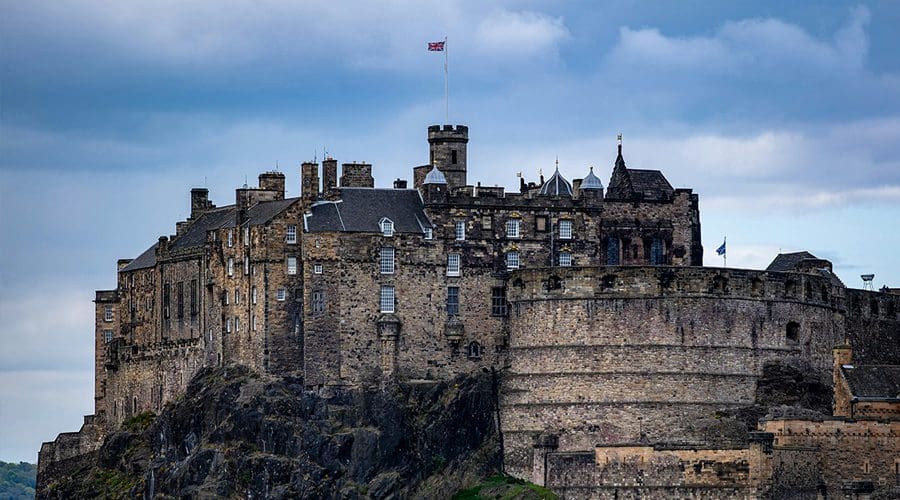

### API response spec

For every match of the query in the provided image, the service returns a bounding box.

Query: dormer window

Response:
[380,218,394,237]
[424,227,433,240]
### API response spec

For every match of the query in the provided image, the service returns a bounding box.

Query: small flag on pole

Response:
[716,239,726,255]
[428,41,445,51]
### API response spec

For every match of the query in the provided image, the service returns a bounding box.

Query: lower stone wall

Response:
[37,415,104,492]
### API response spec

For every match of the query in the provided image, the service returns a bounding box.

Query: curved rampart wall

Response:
[502,265,846,480]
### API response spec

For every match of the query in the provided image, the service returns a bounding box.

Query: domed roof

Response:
[580,167,604,190]
[538,167,573,197]
[423,166,447,185]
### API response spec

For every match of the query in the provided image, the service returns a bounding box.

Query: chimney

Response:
[393,178,408,189]
[235,187,253,225]
[301,162,320,205]
[340,162,374,188]
[157,236,169,254]
[190,188,210,219]
[322,157,338,193]
[117,259,133,271]
[258,172,285,200]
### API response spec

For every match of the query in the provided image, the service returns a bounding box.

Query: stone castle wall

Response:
[502,265,846,480]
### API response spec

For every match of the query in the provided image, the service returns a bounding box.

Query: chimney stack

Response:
[393,178,408,189]
[322,157,338,193]
[190,188,210,219]
[301,162,320,206]
[258,172,286,200]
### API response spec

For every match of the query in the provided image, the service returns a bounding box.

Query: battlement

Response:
[427,124,469,140]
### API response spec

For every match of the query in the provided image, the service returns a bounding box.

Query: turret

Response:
[428,125,468,190]
[421,166,448,205]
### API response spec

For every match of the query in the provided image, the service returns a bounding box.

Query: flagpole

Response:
[444,36,449,124]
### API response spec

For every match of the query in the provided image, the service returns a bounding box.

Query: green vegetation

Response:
[122,411,156,433]
[0,461,37,500]
[452,474,557,500]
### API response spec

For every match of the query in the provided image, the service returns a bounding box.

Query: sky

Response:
[1,1,899,463]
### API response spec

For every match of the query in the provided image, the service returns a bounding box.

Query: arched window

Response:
[380,218,394,237]
[786,322,800,344]
[467,341,483,360]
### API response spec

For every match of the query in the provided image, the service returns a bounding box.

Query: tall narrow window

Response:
[506,219,520,238]
[190,279,197,317]
[467,341,483,360]
[380,247,395,274]
[312,290,324,313]
[243,226,250,246]
[506,251,520,270]
[650,238,664,265]
[606,237,620,265]
[251,286,257,305]
[226,318,232,333]
[251,314,257,331]
[103,330,113,343]
[227,229,234,247]
[491,287,507,316]
[244,256,250,275]
[447,286,459,316]
[176,282,184,319]
[451,150,458,165]
[235,316,241,332]
[286,225,297,244]
[287,256,297,275]
[380,285,395,313]
[104,305,113,322]
[559,220,573,240]
[163,284,170,319]
[380,218,394,237]
[227,258,234,276]
[559,252,572,267]
[455,221,466,241]
[447,253,461,277]
[234,289,240,304]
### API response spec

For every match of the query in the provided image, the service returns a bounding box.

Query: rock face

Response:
[39,366,501,499]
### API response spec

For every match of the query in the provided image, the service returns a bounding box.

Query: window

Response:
[649,238,664,265]
[491,287,507,317]
[251,314,257,331]
[224,290,229,305]
[235,316,241,332]
[506,219,520,238]
[482,216,492,230]
[104,305,113,322]
[286,224,297,244]
[103,330,113,343]
[287,256,297,275]
[455,221,466,240]
[146,296,152,311]
[227,258,234,277]
[423,227,433,240]
[447,287,459,316]
[243,226,250,246]
[380,247,395,274]
[535,216,547,232]
[314,263,323,274]
[190,279,197,317]
[506,251,519,270]
[451,149,458,165]
[276,288,287,301]
[559,252,572,267]
[227,229,234,247]
[380,285,395,313]
[226,318,232,333]
[234,289,240,304]
[244,256,250,275]
[559,220,573,240]
[467,341,483,360]
[786,321,800,343]
[447,253,461,277]
[312,290,325,313]
[380,218,394,237]
[251,286,257,305]
[163,284,170,318]
[606,237,620,265]
[176,282,184,319]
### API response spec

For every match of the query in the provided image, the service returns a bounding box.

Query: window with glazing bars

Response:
[447,287,459,316]
[491,287,507,316]
[380,285,395,313]
[506,251,519,270]
[447,253,460,276]
[286,225,297,244]
[559,220,573,239]
[380,247,395,274]
[455,221,466,240]
[559,252,572,267]
[506,219,520,238]
[606,237,620,265]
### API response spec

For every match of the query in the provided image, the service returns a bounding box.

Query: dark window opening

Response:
[546,275,563,291]
[712,275,728,294]
[606,237,620,265]
[804,281,813,300]
[751,278,764,297]
[649,238,664,265]
[601,274,616,290]
[190,279,198,317]
[447,286,459,316]
[467,341,483,360]
[163,283,171,319]
[786,321,800,343]
[312,290,325,314]
[176,282,184,319]
[491,287,507,317]
[785,280,798,298]
[451,150,458,165]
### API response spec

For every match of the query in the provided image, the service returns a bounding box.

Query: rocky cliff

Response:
[39,366,503,499]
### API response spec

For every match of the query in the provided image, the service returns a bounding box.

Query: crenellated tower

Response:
[428,124,468,190]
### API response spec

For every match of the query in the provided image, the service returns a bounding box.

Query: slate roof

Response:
[628,169,674,196]
[841,365,900,400]
[121,198,299,270]
[766,251,818,272]
[120,242,159,272]
[538,168,573,197]
[305,188,431,233]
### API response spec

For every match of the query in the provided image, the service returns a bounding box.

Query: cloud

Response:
[474,10,570,59]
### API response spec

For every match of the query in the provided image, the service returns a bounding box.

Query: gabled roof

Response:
[305,188,431,234]
[841,365,900,401]
[628,169,674,196]
[605,146,674,201]
[766,251,818,272]
[120,242,159,272]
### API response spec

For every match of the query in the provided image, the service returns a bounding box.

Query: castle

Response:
[40,125,900,498]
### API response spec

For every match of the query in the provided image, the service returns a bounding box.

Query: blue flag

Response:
[716,240,726,255]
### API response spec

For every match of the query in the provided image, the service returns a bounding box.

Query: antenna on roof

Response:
[861,274,875,291]
[243,174,248,189]
[275,160,279,171]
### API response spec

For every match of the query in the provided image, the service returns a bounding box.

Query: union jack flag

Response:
[428,41,445,51]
